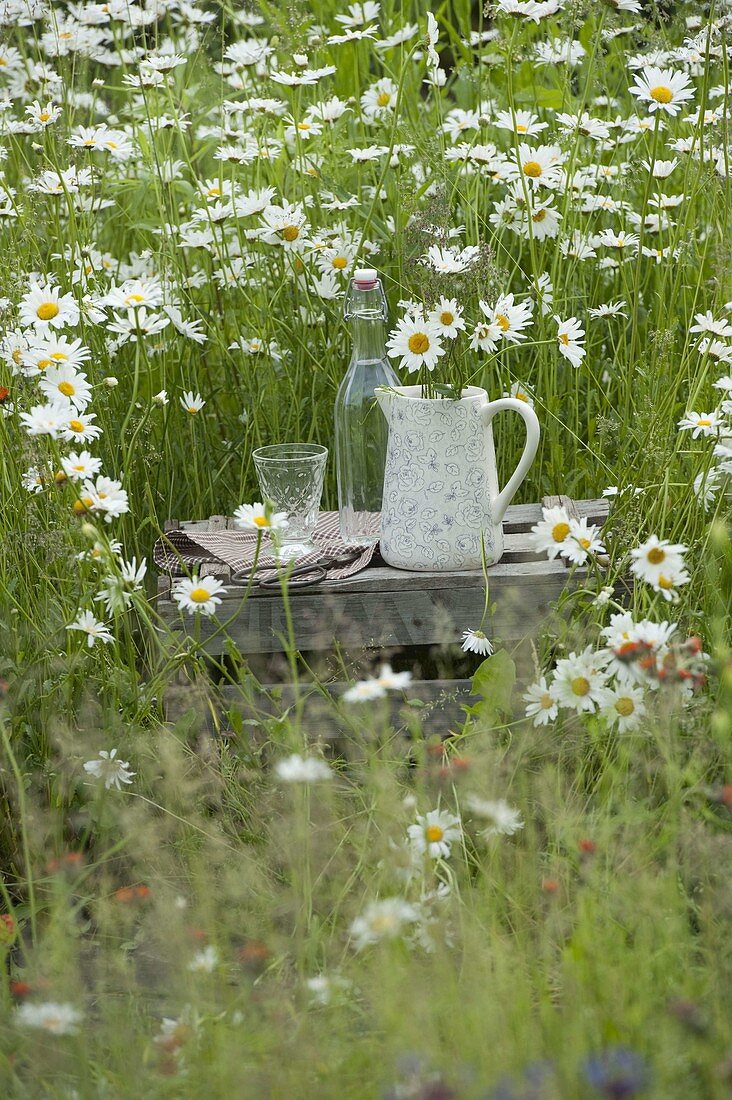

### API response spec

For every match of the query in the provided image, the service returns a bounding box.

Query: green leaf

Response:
[533,87,565,111]
[470,650,516,719]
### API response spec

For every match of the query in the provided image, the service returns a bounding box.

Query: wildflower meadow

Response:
[0,0,731,1096]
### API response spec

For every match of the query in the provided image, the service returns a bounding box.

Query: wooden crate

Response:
[156,495,610,659]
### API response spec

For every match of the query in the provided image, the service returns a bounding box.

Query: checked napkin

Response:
[153,511,381,586]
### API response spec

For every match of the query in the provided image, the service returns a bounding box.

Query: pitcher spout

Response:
[374,386,394,419]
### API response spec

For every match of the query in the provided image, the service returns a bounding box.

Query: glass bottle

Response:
[334,268,399,545]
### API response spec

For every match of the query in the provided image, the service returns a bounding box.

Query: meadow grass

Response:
[0,0,730,1096]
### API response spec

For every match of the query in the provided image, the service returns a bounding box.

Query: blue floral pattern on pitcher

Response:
[378,388,498,571]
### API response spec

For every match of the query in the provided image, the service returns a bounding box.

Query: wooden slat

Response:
[214,679,476,738]
[160,573,574,655]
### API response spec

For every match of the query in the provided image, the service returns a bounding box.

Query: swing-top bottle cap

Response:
[353,268,378,289]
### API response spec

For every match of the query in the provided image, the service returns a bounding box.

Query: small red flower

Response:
[542,878,560,894]
[0,914,16,945]
[114,884,151,903]
[0,387,9,403]
[579,839,596,854]
[9,980,33,998]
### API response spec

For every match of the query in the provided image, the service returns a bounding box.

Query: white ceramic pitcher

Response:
[375,385,540,571]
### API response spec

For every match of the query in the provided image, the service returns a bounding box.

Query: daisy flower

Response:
[19,282,80,331]
[342,679,387,703]
[78,475,129,522]
[677,411,722,438]
[589,300,628,319]
[493,108,547,136]
[275,754,333,782]
[386,314,445,373]
[630,66,695,116]
[552,647,609,714]
[172,575,227,616]
[180,391,205,415]
[19,403,66,438]
[523,677,559,726]
[66,610,114,648]
[466,797,524,837]
[15,1002,81,1035]
[423,244,480,273]
[561,517,606,565]
[515,142,564,189]
[361,77,398,121]
[461,629,493,656]
[598,684,646,732]
[38,365,92,411]
[689,311,732,338]
[407,809,462,860]
[83,748,134,789]
[629,536,687,587]
[427,297,465,339]
[479,293,533,344]
[504,381,535,406]
[22,335,90,376]
[233,501,289,532]
[530,504,574,559]
[60,410,102,444]
[555,316,586,367]
[375,664,413,690]
[349,898,419,951]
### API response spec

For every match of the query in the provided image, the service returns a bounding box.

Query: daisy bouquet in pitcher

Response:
[384,246,585,402]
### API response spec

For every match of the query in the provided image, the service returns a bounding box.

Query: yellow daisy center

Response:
[647,547,665,565]
[540,692,553,709]
[69,419,85,433]
[58,381,75,396]
[38,112,50,122]
[496,314,510,331]
[297,121,311,130]
[578,537,591,549]
[515,391,528,402]
[331,256,348,269]
[207,187,220,196]
[532,209,547,222]
[696,418,711,427]
[189,587,211,603]
[440,311,454,325]
[282,225,300,241]
[425,825,444,843]
[37,358,51,371]
[658,574,674,590]
[408,333,430,355]
[37,302,59,321]
[253,515,270,527]
[559,332,570,346]
[571,676,591,697]
[106,141,118,149]
[615,697,635,717]
[51,352,68,361]
[516,123,527,132]
[523,160,542,178]
[11,349,21,364]
[552,522,570,543]
[650,85,673,104]
[377,92,391,107]
[187,406,199,414]
[125,294,145,304]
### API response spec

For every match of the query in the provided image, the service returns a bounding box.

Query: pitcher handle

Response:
[480,398,541,525]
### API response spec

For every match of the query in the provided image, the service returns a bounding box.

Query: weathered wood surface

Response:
[165,678,477,739]
[155,497,611,655]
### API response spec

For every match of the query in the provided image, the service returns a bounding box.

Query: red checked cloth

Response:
[153,512,380,585]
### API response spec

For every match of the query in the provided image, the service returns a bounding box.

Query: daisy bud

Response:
[103,376,118,388]
[92,78,104,87]
[31,142,43,152]
[80,522,98,539]
[54,469,67,485]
